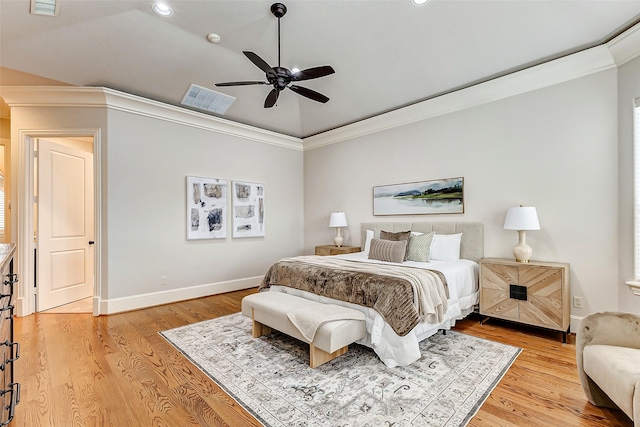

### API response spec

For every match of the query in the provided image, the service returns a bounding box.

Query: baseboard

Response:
[570,315,584,336]
[98,276,262,315]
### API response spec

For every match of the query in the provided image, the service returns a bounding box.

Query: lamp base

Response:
[334,227,344,247]
[513,230,533,263]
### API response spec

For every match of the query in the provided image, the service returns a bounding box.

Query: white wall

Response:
[304,70,620,321]
[617,55,640,313]
[105,108,304,300]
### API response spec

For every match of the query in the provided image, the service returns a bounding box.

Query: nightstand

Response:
[315,245,361,256]
[479,258,570,342]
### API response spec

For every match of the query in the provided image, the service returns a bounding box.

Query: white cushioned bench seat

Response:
[241,291,366,368]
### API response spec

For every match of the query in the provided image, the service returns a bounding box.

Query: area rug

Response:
[160,313,521,427]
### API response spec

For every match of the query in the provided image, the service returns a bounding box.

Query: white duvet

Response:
[268,252,479,367]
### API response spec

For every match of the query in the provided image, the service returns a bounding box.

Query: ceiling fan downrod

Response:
[270,3,287,68]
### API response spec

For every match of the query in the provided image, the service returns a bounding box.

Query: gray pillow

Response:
[407,232,435,262]
[368,238,407,263]
[379,230,411,260]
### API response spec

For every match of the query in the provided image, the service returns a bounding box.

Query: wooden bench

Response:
[241,291,366,368]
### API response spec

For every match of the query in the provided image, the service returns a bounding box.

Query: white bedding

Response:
[269,251,479,367]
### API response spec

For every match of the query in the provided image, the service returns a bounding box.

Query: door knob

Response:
[88,241,95,245]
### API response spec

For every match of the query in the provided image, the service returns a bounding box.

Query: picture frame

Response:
[187,176,227,240]
[232,181,265,238]
[373,177,464,215]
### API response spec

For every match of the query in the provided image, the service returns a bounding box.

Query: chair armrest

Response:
[577,312,640,350]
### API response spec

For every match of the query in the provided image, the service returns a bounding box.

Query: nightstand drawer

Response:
[315,245,360,256]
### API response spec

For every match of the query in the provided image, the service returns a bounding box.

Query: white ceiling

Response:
[2,0,640,138]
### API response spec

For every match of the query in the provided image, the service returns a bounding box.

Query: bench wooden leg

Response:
[251,309,272,338]
[309,343,348,368]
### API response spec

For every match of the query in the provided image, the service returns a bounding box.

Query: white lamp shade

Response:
[503,206,540,230]
[329,212,348,228]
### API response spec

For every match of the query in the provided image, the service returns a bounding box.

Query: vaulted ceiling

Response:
[2,0,640,138]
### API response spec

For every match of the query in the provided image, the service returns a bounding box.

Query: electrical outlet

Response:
[161,276,167,285]
[573,296,583,308]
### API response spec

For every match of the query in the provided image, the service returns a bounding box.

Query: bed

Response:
[260,222,483,367]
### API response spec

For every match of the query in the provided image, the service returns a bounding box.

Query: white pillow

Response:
[363,229,375,253]
[429,233,462,261]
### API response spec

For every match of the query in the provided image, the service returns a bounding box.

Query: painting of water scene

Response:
[373,177,464,215]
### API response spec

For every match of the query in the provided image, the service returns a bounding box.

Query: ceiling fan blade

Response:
[215,81,268,87]
[243,51,273,74]
[264,89,279,108]
[291,65,335,81]
[289,85,329,103]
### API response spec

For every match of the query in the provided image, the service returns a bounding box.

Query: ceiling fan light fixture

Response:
[152,3,172,16]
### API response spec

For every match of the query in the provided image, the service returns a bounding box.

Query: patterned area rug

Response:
[160,313,521,427]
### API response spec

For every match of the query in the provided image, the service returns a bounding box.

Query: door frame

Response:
[16,128,102,317]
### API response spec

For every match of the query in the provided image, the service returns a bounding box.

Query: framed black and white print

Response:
[373,177,464,215]
[187,176,227,240]
[232,181,265,238]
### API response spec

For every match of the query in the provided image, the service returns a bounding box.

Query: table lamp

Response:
[503,206,540,263]
[329,212,348,247]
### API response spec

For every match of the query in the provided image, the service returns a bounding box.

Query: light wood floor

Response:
[40,297,92,314]
[13,289,632,427]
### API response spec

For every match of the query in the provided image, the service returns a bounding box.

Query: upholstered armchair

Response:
[576,312,640,426]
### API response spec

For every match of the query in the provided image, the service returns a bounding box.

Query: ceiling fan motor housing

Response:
[267,67,293,90]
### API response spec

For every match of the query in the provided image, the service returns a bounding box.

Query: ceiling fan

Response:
[215,2,335,108]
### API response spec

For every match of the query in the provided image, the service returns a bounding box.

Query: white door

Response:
[37,139,94,311]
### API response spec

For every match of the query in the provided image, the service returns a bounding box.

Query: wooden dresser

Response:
[0,244,18,424]
[479,257,570,342]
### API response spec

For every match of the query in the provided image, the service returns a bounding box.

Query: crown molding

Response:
[607,21,640,66]
[303,44,617,151]
[0,86,304,151]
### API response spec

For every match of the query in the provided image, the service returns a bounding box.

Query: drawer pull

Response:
[2,275,17,286]
[0,341,20,370]
[509,284,528,301]
[0,382,20,426]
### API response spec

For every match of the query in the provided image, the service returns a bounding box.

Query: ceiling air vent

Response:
[180,84,235,115]
[30,0,59,16]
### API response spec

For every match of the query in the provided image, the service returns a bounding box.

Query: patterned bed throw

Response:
[260,256,449,336]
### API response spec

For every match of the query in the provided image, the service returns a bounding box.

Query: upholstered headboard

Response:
[360,222,484,263]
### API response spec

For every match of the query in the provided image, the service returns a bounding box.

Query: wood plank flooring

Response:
[13,289,632,426]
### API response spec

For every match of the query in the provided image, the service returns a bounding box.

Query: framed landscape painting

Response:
[232,181,265,238]
[373,177,464,215]
[187,176,227,240]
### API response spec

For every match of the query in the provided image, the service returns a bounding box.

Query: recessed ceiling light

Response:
[411,0,430,5]
[152,3,172,16]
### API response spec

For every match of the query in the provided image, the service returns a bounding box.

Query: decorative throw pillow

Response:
[379,230,411,260]
[407,232,435,262]
[429,233,463,261]
[368,238,407,263]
